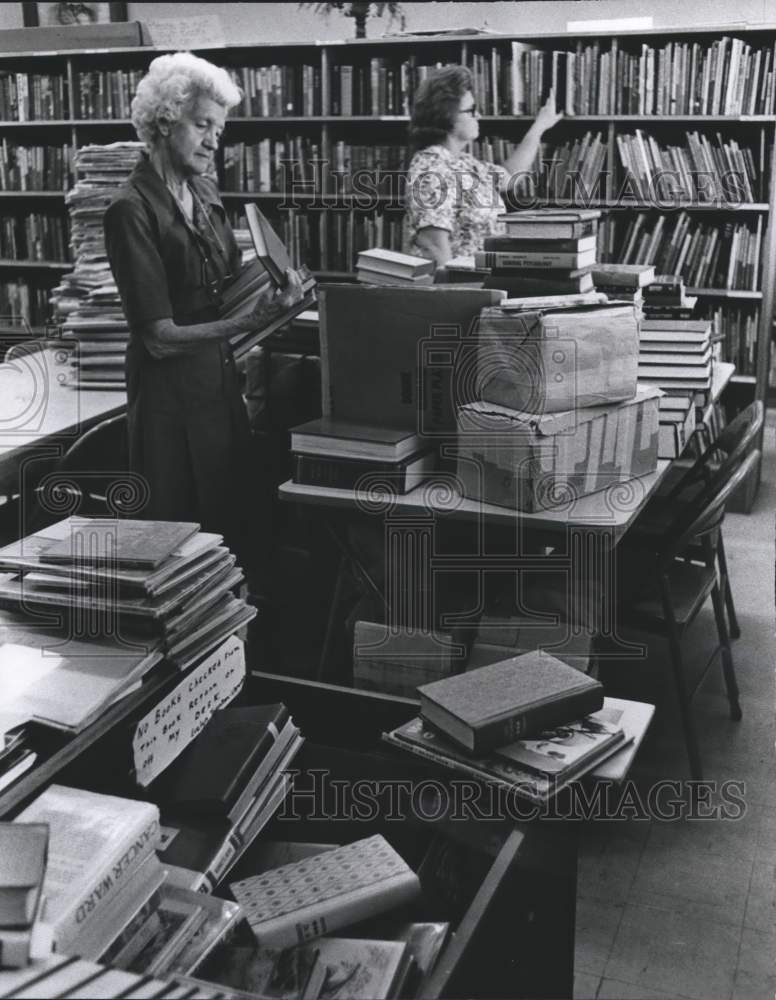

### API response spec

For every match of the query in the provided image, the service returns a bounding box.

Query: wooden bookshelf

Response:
[1,25,775,402]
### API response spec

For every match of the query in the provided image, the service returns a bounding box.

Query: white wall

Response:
[0,1,773,42]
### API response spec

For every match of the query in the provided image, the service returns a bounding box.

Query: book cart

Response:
[0,661,579,999]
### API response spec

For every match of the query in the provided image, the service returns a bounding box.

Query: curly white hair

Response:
[131,51,242,147]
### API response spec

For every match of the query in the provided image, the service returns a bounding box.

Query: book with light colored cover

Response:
[229,834,420,949]
[14,786,160,954]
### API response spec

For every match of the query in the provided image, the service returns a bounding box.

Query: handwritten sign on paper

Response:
[144,15,226,50]
[132,634,245,786]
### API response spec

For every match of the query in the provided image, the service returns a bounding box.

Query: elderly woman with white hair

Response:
[104,52,302,571]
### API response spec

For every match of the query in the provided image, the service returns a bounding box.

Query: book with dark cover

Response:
[165,704,291,817]
[292,450,435,493]
[483,235,597,253]
[38,519,199,570]
[246,203,293,286]
[417,650,604,754]
[0,823,48,927]
[484,269,594,295]
[290,417,423,462]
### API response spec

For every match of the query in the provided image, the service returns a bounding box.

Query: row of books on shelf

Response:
[601,211,763,291]
[230,63,322,118]
[700,303,759,374]
[222,138,322,193]
[330,60,443,118]
[0,73,67,123]
[0,214,68,263]
[0,280,50,327]
[73,69,145,121]
[468,36,776,117]
[0,142,74,193]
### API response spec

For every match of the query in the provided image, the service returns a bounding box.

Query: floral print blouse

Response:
[403,144,508,259]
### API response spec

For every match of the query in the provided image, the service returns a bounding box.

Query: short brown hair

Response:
[408,65,473,153]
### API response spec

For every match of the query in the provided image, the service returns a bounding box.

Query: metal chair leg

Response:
[710,579,743,721]
[717,534,740,639]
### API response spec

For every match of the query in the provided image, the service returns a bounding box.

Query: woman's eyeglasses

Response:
[459,104,478,117]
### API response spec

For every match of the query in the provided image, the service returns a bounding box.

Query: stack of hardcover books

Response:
[0,517,256,743]
[477,209,602,297]
[289,416,436,494]
[638,317,714,454]
[356,247,434,286]
[590,262,655,304]
[383,650,633,805]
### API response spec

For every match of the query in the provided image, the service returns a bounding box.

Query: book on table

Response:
[292,449,435,493]
[474,248,596,270]
[356,247,434,279]
[290,417,424,463]
[37,519,199,570]
[497,209,601,240]
[483,235,597,254]
[417,649,604,755]
[590,263,656,287]
[357,267,434,286]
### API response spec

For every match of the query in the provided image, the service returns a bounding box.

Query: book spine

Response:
[250,872,420,949]
[468,686,605,753]
[293,454,414,492]
[54,814,160,952]
[475,251,590,269]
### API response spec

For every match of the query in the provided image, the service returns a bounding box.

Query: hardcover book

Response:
[290,417,423,462]
[474,248,596,270]
[0,823,48,927]
[417,650,604,753]
[483,235,597,254]
[229,834,420,949]
[14,785,160,953]
[292,449,435,493]
[245,203,294,286]
[38,518,199,569]
[164,704,292,817]
[590,263,656,287]
[356,247,434,278]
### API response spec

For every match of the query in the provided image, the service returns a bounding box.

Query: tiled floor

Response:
[574,415,776,1000]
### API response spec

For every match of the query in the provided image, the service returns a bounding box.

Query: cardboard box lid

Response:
[458,384,662,438]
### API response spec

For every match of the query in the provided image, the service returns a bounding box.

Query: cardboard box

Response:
[456,385,661,512]
[319,284,505,438]
[353,619,593,698]
[0,22,151,52]
[475,303,639,414]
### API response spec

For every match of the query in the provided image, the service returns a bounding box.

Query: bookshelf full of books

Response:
[1,24,776,406]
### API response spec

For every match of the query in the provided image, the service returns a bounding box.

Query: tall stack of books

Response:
[590,262,656,304]
[475,209,601,297]
[0,517,256,757]
[356,247,434,286]
[289,417,436,494]
[52,142,145,391]
[383,651,634,805]
[638,317,713,457]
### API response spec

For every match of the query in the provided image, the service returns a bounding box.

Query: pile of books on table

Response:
[0,517,256,793]
[476,209,602,296]
[641,274,698,320]
[383,651,648,805]
[52,142,145,391]
[356,247,434,286]
[289,416,436,494]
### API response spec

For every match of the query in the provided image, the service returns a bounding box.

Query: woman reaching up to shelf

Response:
[403,65,563,267]
[104,52,304,578]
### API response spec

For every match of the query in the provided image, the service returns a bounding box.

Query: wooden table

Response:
[279,364,737,678]
[0,346,126,496]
